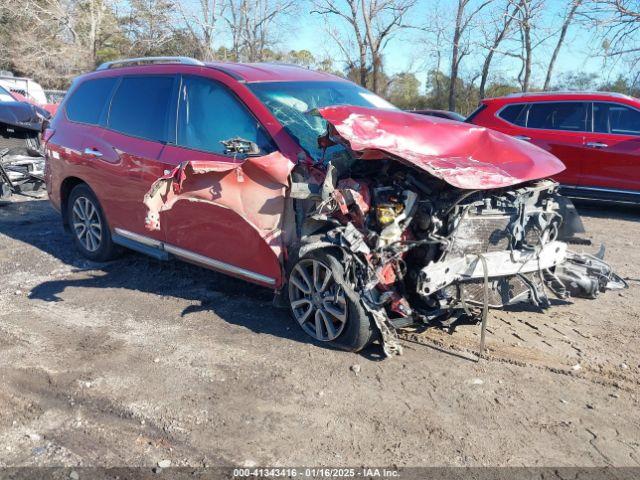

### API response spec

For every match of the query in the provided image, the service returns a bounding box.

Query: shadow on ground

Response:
[1,198,389,358]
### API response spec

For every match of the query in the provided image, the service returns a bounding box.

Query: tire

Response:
[288,250,375,352]
[67,184,119,262]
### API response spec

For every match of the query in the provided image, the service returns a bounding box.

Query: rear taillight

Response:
[42,128,55,144]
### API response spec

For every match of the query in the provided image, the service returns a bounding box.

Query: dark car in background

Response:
[408,109,466,122]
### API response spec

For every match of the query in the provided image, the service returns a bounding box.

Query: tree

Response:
[177,0,226,60]
[509,0,545,92]
[360,0,416,94]
[312,0,370,87]
[448,0,493,110]
[587,0,640,91]
[478,0,519,98]
[224,0,296,62]
[386,71,422,107]
[543,0,583,90]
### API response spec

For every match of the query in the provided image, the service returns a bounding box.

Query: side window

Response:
[108,76,175,142]
[498,104,527,126]
[66,77,117,125]
[527,102,589,131]
[177,76,274,156]
[594,103,640,135]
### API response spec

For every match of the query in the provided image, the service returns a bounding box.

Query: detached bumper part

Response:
[550,250,628,299]
[416,241,626,309]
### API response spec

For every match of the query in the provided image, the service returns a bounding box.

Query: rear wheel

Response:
[288,250,375,352]
[67,184,118,261]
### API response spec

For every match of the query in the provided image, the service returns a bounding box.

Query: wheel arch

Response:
[60,177,93,230]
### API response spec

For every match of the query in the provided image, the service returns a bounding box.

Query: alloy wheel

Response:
[71,196,103,253]
[289,258,348,341]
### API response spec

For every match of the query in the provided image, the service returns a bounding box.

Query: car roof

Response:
[205,62,346,83]
[483,91,639,104]
[91,57,347,84]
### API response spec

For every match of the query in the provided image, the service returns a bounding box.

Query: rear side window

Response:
[108,76,175,142]
[498,104,527,126]
[527,102,589,131]
[594,103,640,135]
[66,77,117,125]
[177,76,274,156]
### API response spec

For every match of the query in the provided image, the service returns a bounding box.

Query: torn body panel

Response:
[317,106,566,190]
[143,151,294,287]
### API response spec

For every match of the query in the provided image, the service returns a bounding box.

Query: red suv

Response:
[468,92,640,203]
[44,58,624,355]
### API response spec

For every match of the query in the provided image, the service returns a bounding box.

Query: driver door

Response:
[158,75,287,286]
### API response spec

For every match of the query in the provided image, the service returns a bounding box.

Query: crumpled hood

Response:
[318,105,565,190]
[0,101,44,131]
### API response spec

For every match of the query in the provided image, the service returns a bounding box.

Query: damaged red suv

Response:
[44,57,625,355]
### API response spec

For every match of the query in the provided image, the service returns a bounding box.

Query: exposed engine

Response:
[294,159,626,356]
[0,99,48,198]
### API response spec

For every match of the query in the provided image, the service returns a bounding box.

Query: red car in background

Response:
[468,92,640,203]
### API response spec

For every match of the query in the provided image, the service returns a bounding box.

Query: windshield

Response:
[0,85,14,103]
[249,81,397,161]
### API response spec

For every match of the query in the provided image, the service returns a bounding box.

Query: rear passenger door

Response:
[520,102,591,186]
[91,75,177,241]
[580,102,640,191]
[158,75,285,285]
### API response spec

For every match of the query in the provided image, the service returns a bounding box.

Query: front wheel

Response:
[288,250,375,352]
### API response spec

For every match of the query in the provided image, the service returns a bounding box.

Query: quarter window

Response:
[66,77,117,125]
[108,76,175,142]
[527,102,589,131]
[498,104,527,126]
[594,103,640,135]
[177,76,273,156]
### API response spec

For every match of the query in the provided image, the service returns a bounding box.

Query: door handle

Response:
[514,135,531,141]
[585,142,608,149]
[83,147,103,157]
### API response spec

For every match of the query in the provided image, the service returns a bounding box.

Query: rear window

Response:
[526,102,589,131]
[594,103,640,135]
[498,104,527,126]
[108,76,175,142]
[66,77,117,125]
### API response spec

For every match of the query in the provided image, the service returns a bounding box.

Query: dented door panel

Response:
[150,146,293,287]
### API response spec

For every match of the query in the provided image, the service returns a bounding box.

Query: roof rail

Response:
[505,90,631,99]
[96,56,204,71]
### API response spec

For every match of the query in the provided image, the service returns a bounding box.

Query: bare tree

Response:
[543,0,583,90]
[586,0,640,88]
[224,0,296,62]
[360,0,416,93]
[312,0,370,87]
[478,0,519,98]
[508,0,545,91]
[178,0,226,60]
[448,0,493,110]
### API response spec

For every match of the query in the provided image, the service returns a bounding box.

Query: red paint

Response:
[469,92,640,192]
[319,106,565,190]
[45,61,575,292]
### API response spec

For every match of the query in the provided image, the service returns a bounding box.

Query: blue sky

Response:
[284,0,622,90]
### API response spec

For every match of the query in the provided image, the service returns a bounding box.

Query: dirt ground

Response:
[0,193,639,468]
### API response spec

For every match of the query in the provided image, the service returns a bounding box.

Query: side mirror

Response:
[220,137,261,156]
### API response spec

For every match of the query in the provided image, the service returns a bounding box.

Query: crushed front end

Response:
[291,106,626,356]
[0,99,48,198]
